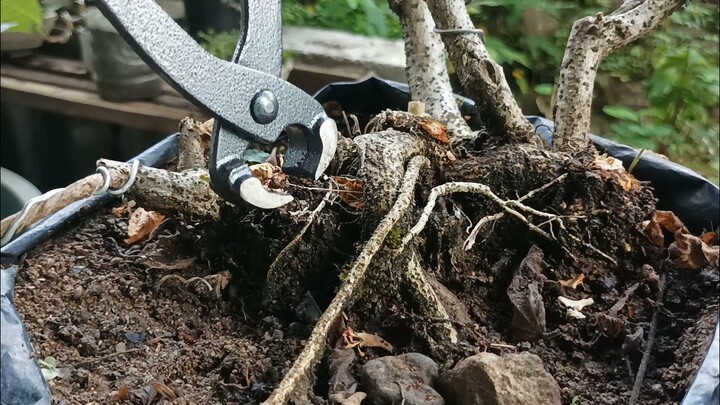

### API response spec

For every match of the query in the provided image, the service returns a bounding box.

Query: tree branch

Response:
[553,0,685,152]
[424,0,541,146]
[389,0,476,141]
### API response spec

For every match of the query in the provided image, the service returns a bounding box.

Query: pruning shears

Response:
[94,0,338,209]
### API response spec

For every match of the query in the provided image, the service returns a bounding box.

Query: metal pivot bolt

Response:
[250,90,279,124]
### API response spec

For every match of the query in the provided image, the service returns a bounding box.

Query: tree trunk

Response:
[552,0,685,152]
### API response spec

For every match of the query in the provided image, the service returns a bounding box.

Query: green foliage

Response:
[603,44,720,183]
[198,29,238,61]
[281,0,402,38]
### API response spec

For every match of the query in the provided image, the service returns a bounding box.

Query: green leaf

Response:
[360,0,387,37]
[0,0,43,34]
[534,84,554,96]
[244,149,270,164]
[603,106,641,123]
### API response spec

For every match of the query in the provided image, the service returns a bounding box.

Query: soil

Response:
[10,208,315,404]
[3,114,718,405]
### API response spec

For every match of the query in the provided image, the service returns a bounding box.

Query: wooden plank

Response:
[7,56,182,97]
[0,65,200,111]
[1,75,208,133]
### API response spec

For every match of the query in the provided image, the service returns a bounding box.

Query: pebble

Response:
[72,286,84,300]
[439,352,561,405]
[361,353,443,405]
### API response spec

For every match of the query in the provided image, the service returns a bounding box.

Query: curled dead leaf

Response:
[595,313,625,336]
[342,328,393,354]
[669,232,720,269]
[354,332,394,352]
[643,210,690,247]
[333,176,365,210]
[559,273,585,289]
[125,208,165,245]
[250,162,289,189]
[112,205,129,218]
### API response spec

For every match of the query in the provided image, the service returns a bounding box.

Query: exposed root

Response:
[464,174,568,250]
[401,179,616,265]
[403,252,459,344]
[263,155,429,405]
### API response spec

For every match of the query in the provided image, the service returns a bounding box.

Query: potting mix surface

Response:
[9,196,718,404]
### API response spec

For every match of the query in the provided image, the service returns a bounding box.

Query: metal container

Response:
[83,6,163,102]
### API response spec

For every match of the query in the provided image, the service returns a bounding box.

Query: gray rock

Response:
[361,353,444,405]
[439,352,561,405]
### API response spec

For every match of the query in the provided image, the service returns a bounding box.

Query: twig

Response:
[70,348,144,367]
[629,273,666,405]
[264,155,429,405]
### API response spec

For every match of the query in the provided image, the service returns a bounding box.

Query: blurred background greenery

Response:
[202,0,719,183]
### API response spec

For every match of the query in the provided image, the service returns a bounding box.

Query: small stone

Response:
[72,286,84,300]
[271,329,284,340]
[361,353,443,405]
[439,352,561,405]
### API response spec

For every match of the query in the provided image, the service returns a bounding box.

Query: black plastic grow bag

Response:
[0,78,717,404]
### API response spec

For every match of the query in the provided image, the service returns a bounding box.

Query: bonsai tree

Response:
[2,1,712,404]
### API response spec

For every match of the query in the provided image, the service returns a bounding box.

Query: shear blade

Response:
[239,177,294,209]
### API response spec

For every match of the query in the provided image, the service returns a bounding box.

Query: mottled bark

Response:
[424,0,541,146]
[389,0,475,141]
[553,0,685,153]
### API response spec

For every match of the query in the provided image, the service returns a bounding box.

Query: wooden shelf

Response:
[0,56,208,133]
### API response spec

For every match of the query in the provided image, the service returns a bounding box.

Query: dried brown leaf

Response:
[152,382,177,400]
[595,313,625,337]
[249,162,289,189]
[112,204,130,218]
[125,208,165,245]
[559,273,585,289]
[643,210,690,247]
[333,176,365,210]
[111,386,130,401]
[419,119,450,144]
[700,231,718,246]
[507,245,547,342]
[653,210,689,235]
[341,392,367,405]
[643,220,664,247]
[669,232,720,269]
[354,332,393,352]
[329,349,359,403]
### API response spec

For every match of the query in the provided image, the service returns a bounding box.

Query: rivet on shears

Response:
[250,90,279,124]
